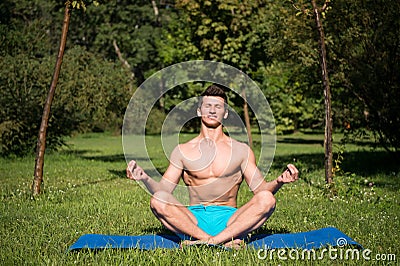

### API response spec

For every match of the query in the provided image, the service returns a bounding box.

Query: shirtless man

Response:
[126,84,299,248]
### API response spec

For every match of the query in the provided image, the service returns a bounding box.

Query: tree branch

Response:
[321,1,329,12]
[151,0,160,23]
[290,0,308,15]
[112,40,135,81]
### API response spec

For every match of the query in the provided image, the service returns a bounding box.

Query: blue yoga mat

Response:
[68,227,362,251]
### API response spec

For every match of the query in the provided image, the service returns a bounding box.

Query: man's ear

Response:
[223,109,229,119]
[197,108,201,117]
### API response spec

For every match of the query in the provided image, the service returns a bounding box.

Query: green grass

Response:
[1,132,399,265]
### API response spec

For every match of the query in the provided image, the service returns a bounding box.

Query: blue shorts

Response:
[178,205,237,239]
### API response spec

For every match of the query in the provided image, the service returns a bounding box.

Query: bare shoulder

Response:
[170,138,199,159]
[229,138,252,158]
[230,137,250,149]
[169,143,187,168]
[175,137,199,152]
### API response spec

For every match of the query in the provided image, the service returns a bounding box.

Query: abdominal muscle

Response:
[183,171,243,207]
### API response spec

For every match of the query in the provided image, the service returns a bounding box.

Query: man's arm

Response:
[126,160,181,194]
[241,146,299,194]
[126,146,184,195]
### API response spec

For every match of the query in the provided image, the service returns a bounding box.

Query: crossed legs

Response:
[150,190,276,246]
[149,190,210,241]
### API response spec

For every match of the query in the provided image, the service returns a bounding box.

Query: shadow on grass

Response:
[341,150,399,175]
[140,226,174,235]
[139,225,291,241]
[83,154,126,162]
[251,227,291,235]
[277,137,324,146]
[276,136,376,147]
[60,149,102,156]
[61,149,153,163]
[270,150,400,194]
[64,175,121,190]
[78,154,150,163]
[271,153,324,172]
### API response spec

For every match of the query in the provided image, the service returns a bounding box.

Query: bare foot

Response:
[180,239,214,248]
[180,238,245,250]
[223,239,245,250]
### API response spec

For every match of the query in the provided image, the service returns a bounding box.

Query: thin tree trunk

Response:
[311,0,333,184]
[32,4,71,196]
[151,0,160,24]
[112,39,135,86]
[241,88,253,148]
[113,40,132,72]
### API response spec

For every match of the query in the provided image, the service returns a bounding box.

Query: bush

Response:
[0,47,132,156]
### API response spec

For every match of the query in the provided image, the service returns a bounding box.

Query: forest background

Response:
[0,0,399,156]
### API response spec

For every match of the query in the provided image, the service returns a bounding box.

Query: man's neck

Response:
[199,124,226,142]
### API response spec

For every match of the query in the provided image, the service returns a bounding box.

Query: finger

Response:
[287,164,299,180]
[133,167,139,177]
[127,161,136,179]
[286,171,295,181]
[133,167,144,179]
[287,164,298,174]
[286,167,292,175]
[127,170,136,180]
[127,167,133,178]
[128,160,137,171]
[282,169,293,181]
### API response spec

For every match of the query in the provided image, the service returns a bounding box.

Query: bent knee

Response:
[150,190,173,213]
[150,191,169,209]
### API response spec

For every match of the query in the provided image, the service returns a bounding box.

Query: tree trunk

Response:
[113,40,133,74]
[112,39,134,89]
[311,0,333,184]
[32,4,71,196]
[151,0,160,24]
[241,88,253,148]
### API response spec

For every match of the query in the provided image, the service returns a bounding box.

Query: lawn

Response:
[0,132,399,265]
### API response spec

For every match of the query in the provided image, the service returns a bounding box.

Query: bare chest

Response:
[181,142,242,179]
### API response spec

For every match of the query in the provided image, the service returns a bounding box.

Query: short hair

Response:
[198,84,228,108]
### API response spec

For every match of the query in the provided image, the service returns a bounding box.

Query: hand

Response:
[126,160,149,181]
[277,164,299,184]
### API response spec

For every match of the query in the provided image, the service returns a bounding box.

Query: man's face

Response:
[198,96,228,128]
